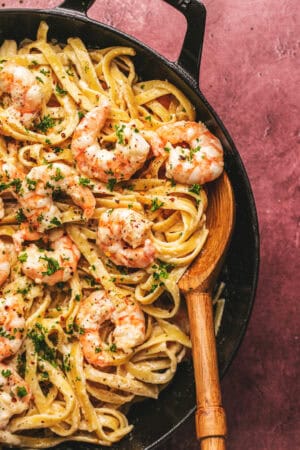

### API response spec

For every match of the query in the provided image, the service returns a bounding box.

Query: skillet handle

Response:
[186,290,227,449]
[163,0,206,82]
[56,0,95,14]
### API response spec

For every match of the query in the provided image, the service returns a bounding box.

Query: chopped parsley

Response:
[1,369,12,378]
[51,167,64,182]
[0,178,22,194]
[40,68,50,76]
[55,84,67,96]
[107,178,117,192]
[16,386,28,398]
[152,260,174,281]
[188,184,202,195]
[16,208,27,224]
[115,124,126,144]
[79,177,91,186]
[53,146,63,154]
[18,252,28,263]
[78,111,85,120]
[27,323,56,365]
[109,343,117,352]
[189,145,201,161]
[150,197,164,212]
[35,115,55,133]
[26,177,37,191]
[35,76,44,84]
[39,255,61,276]
[50,217,62,226]
[145,115,152,122]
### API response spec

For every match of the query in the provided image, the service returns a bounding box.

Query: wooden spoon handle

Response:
[186,291,227,449]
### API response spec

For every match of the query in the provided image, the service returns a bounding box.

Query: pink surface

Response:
[1,1,299,449]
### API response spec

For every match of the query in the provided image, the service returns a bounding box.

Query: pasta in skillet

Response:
[0,22,224,447]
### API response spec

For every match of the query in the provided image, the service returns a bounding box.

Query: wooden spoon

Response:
[179,171,235,450]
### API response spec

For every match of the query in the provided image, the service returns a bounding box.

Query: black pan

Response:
[0,1,260,449]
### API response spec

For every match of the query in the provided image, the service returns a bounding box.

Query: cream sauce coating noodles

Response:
[0,22,225,447]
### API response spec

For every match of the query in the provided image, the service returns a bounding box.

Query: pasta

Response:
[0,22,225,447]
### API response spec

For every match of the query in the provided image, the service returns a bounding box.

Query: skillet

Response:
[0,1,260,449]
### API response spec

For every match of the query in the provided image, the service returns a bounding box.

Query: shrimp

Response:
[18,162,95,231]
[13,223,44,252]
[21,235,80,286]
[76,290,145,367]
[0,363,31,429]
[0,240,16,287]
[0,63,43,126]
[0,293,25,360]
[71,102,151,182]
[156,120,224,185]
[97,208,156,268]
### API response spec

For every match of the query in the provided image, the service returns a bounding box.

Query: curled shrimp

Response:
[0,363,31,429]
[77,290,145,367]
[13,223,44,252]
[21,235,80,286]
[156,120,224,185]
[0,293,25,360]
[97,208,156,268]
[18,162,95,231]
[71,102,151,182]
[0,240,16,287]
[0,63,43,126]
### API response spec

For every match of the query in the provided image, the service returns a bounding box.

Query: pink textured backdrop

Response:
[1,1,299,449]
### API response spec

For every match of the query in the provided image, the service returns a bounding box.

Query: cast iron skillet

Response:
[0,1,259,449]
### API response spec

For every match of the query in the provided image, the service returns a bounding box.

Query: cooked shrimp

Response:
[0,240,15,287]
[77,290,145,367]
[97,208,155,268]
[18,162,95,231]
[13,223,44,252]
[0,293,25,360]
[21,235,80,286]
[0,63,43,126]
[0,363,31,429]
[156,120,224,184]
[71,102,151,182]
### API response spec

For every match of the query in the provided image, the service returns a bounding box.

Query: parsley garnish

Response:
[27,323,56,365]
[26,177,37,191]
[189,146,201,161]
[78,111,85,120]
[35,76,44,84]
[36,115,55,133]
[150,197,164,212]
[55,84,67,96]
[115,124,126,144]
[107,178,117,192]
[188,184,202,195]
[50,217,62,226]
[79,177,91,186]
[16,386,28,398]
[18,252,28,263]
[51,168,64,182]
[1,369,12,378]
[109,343,117,352]
[16,208,26,224]
[39,255,61,276]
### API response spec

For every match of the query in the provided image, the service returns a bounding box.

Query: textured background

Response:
[1,1,299,449]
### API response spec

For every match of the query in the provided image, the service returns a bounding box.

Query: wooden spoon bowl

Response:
[179,172,235,450]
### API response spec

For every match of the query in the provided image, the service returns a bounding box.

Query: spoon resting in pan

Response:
[179,171,235,450]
